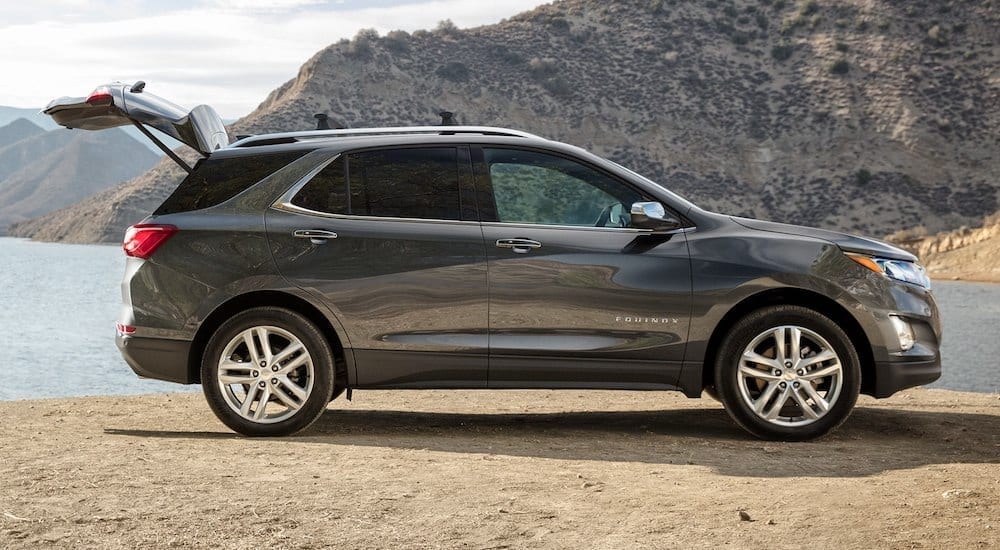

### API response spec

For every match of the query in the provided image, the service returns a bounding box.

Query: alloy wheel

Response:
[736,325,844,426]
[216,325,315,424]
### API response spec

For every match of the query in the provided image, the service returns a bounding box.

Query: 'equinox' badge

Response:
[615,316,680,324]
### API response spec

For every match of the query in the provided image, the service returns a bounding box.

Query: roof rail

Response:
[229,126,544,148]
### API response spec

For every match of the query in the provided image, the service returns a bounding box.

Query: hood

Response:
[730,217,917,262]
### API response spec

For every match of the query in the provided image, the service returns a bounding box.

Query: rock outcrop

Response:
[11,0,1000,243]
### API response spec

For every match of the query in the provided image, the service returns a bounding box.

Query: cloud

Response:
[0,0,546,118]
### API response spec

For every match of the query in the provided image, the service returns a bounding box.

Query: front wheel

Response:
[201,307,335,436]
[714,305,861,441]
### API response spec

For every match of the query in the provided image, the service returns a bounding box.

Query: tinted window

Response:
[155,151,305,215]
[291,156,348,215]
[292,148,462,220]
[484,149,643,228]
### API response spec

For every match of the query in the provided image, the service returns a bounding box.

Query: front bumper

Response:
[865,282,942,397]
[873,355,942,398]
[116,333,194,384]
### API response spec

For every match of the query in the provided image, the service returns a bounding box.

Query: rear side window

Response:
[155,151,305,215]
[291,148,462,220]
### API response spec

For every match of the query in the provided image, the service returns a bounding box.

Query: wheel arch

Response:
[188,290,348,387]
[701,287,877,396]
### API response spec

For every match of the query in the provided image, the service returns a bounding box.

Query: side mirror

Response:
[630,201,682,232]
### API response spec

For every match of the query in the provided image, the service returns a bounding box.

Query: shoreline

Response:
[930,271,1000,284]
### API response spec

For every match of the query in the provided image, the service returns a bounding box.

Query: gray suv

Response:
[47,83,941,440]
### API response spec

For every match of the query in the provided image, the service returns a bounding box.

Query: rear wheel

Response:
[201,307,335,436]
[714,305,861,441]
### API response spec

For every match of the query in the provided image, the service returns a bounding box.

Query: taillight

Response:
[86,86,113,106]
[123,224,177,259]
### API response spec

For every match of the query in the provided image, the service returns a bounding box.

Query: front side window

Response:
[484,148,643,228]
[292,147,462,220]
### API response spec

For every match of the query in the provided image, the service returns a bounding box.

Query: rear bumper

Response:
[873,355,942,398]
[116,333,194,384]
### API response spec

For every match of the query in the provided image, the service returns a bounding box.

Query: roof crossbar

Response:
[229,126,543,148]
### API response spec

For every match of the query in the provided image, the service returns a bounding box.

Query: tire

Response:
[201,307,335,436]
[702,385,721,402]
[714,305,861,441]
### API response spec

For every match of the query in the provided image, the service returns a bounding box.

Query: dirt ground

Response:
[1,388,997,549]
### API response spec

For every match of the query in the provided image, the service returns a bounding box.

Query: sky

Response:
[0,0,548,119]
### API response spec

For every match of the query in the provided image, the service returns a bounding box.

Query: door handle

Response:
[496,238,542,254]
[293,229,338,245]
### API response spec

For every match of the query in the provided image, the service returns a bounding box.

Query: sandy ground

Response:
[1,388,998,549]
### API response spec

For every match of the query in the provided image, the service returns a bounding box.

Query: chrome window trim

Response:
[481,221,694,234]
[273,152,342,206]
[271,201,481,226]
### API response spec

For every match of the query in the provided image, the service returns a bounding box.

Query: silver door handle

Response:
[496,238,542,254]
[294,229,338,245]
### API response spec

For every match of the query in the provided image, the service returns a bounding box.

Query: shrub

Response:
[384,30,410,53]
[855,169,872,185]
[495,45,525,65]
[771,41,794,60]
[828,58,850,74]
[835,41,849,52]
[435,61,469,82]
[780,14,803,33]
[436,19,460,36]
[542,76,572,96]
[545,16,571,32]
[927,24,947,46]
[528,57,558,77]
[346,28,378,58]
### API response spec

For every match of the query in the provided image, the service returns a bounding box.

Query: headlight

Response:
[847,253,931,289]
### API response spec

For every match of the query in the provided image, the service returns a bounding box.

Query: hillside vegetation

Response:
[11,0,1000,243]
[0,120,157,232]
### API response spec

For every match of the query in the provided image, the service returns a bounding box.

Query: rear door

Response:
[266,145,489,388]
[44,82,228,155]
[475,146,692,389]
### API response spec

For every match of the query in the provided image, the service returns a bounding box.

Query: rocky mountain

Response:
[0,118,46,149]
[888,212,1000,282]
[0,121,158,232]
[11,0,1000,243]
[0,106,58,132]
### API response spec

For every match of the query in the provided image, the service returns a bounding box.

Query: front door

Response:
[475,147,692,389]
[267,146,488,388]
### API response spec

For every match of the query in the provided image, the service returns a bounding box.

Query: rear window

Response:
[291,147,462,221]
[155,151,305,215]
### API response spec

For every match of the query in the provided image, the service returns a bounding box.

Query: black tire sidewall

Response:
[714,305,861,441]
[201,307,335,437]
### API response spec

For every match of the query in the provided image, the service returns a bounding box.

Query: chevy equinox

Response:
[45,82,942,440]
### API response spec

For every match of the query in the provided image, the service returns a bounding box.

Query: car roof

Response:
[208,129,563,161]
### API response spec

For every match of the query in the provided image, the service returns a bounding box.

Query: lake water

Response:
[0,237,996,400]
